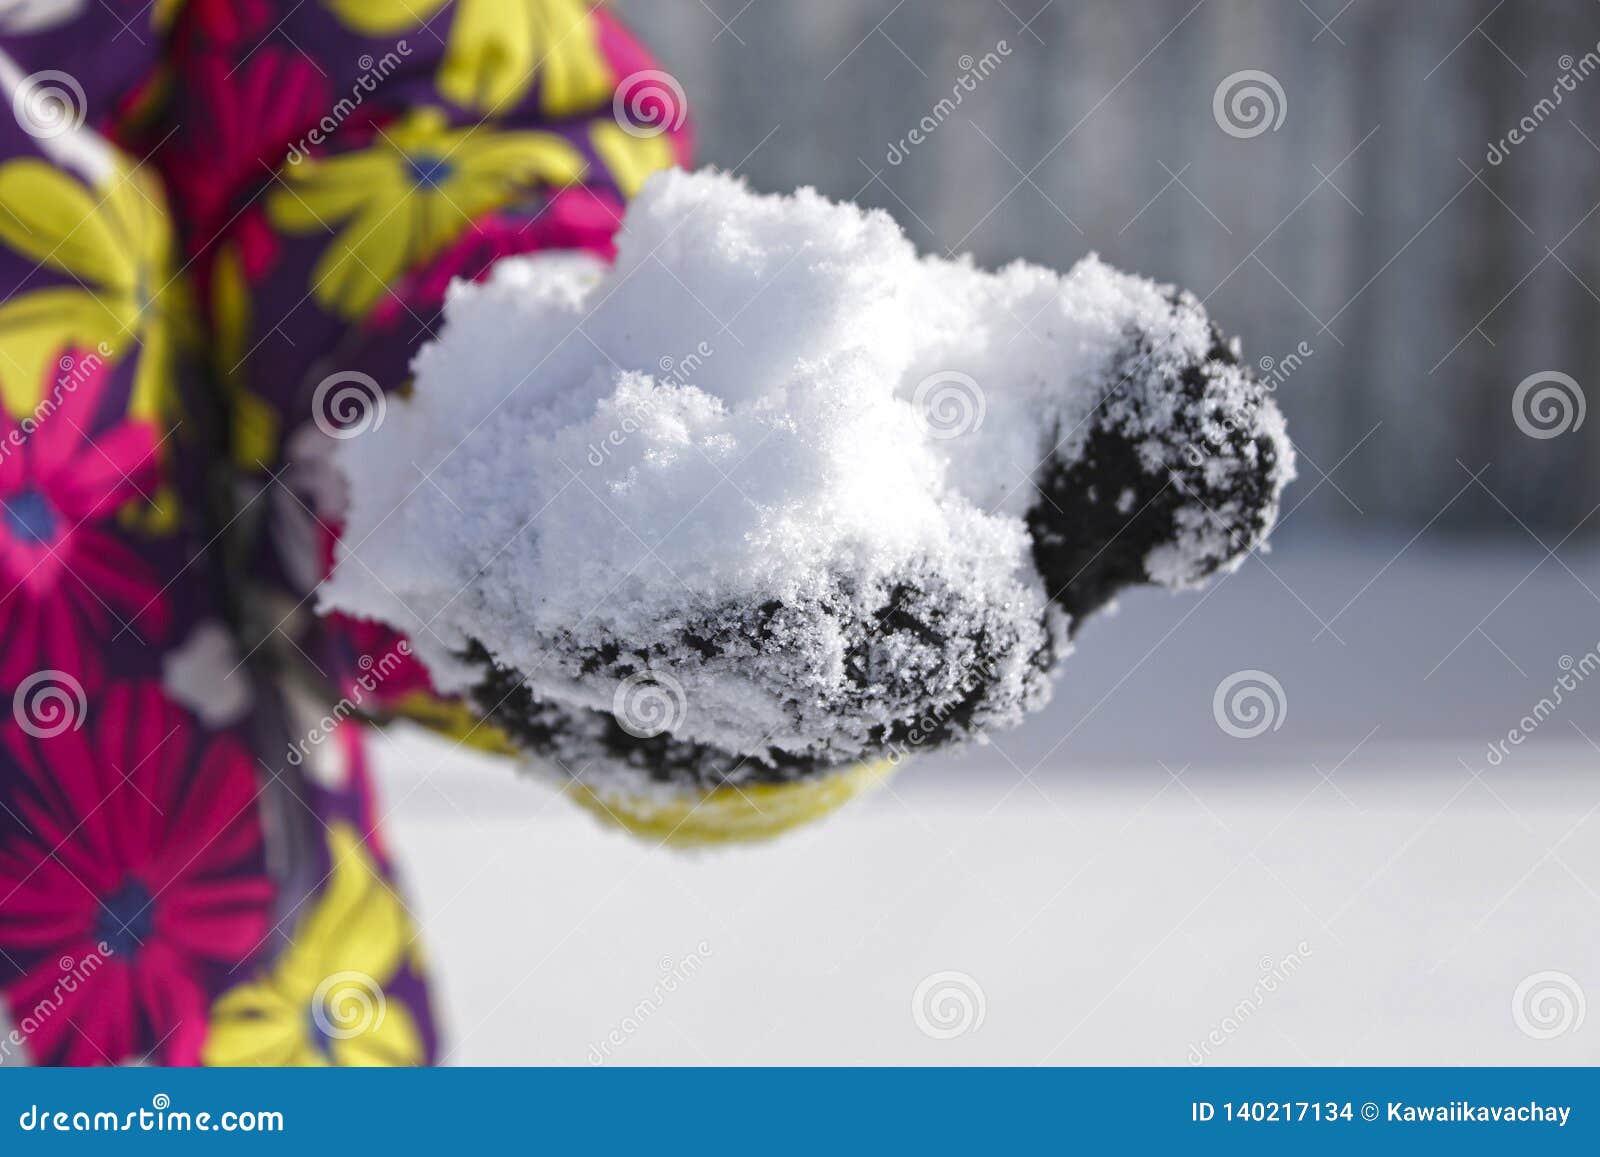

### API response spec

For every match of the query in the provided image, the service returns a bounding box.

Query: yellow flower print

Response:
[201,825,426,1067]
[0,156,184,422]
[590,120,678,198]
[117,480,181,539]
[210,244,281,469]
[154,0,186,30]
[325,0,614,116]
[268,108,586,320]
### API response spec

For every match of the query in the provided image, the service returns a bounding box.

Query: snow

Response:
[323,169,1291,790]
[370,535,1600,1065]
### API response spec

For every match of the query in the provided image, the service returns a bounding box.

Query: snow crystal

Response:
[320,169,1292,790]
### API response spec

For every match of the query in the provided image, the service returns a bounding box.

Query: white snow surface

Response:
[321,169,1285,765]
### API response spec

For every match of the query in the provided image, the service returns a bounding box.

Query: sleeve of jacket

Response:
[150,0,693,752]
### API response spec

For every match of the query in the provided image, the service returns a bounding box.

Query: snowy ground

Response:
[373,534,1600,1065]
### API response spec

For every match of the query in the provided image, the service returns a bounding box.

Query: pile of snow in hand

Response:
[321,169,1292,789]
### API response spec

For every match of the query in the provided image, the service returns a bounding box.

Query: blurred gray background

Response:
[618,0,1600,535]
[382,2,1600,1066]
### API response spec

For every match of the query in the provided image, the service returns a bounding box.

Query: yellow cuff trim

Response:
[567,760,897,847]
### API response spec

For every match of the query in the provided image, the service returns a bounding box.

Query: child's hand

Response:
[319,171,1292,840]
